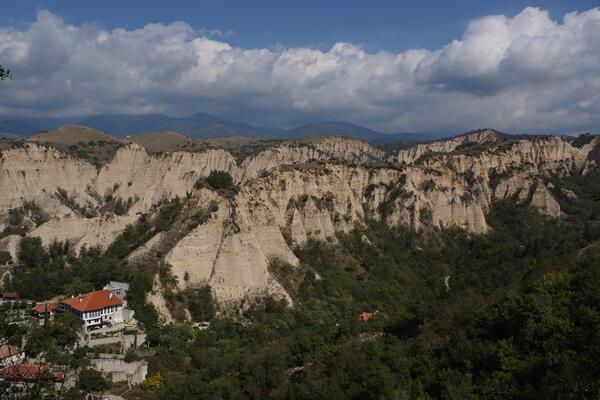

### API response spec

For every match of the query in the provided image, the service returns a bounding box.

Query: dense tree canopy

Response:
[149,194,600,400]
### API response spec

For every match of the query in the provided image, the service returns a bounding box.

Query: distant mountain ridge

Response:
[284,121,430,143]
[0,112,430,144]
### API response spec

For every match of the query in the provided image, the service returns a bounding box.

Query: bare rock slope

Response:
[1,131,598,312]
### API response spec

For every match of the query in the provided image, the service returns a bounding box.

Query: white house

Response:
[60,290,124,333]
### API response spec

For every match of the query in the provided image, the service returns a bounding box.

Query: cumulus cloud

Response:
[1,7,600,133]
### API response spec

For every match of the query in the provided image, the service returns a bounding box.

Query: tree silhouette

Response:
[0,65,11,80]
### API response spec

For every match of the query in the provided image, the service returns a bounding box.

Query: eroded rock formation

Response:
[1,133,599,312]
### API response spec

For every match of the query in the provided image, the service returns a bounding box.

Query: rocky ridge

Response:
[1,131,599,313]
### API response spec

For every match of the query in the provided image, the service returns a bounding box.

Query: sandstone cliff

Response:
[1,133,599,311]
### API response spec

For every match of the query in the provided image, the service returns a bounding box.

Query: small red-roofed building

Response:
[2,292,19,301]
[61,290,124,333]
[359,312,375,322]
[32,301,58,320]
[1,364,50,382]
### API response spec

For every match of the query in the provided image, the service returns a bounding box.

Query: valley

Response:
[1,127,599,399]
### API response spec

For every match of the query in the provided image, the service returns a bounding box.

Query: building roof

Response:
[359,312,375,322]
[33,302,58,314]
[1,364,49,381]
[0,344,23,360]
[62,289,123,312]
[104,281,130,291]
[2,292,19,299]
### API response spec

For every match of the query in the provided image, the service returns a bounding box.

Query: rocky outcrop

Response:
[236,164,400,242]
[394,129,504,164]
[239,137,384,181]
[0,234,20,262]
[95,144,240,211]
[0,144,98,211]
[30,213,138,250]
[386,135,598,230]
[1,133,598,310]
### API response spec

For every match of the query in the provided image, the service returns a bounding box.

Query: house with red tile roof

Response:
[60,290,124,333]
[359,310,387,322]
[0,363,64,383]
[32,302,58,320]
[1,364,49,382]
[2,292,19,301]
[359,312,375,322]
[31,301,58,325]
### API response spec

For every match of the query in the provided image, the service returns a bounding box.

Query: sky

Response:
[1,0,600,134]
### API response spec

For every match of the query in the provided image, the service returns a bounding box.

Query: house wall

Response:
[62,304,123,333]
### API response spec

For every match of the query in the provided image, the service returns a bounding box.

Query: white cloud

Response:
[0,7,600,133]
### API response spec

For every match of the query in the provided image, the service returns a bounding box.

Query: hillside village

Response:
[1,281,149,398]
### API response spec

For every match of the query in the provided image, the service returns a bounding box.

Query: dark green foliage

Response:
[186,285,216,322]
[205,170,233,190]
[0,250,11,264]
[4,169,600,399]
[124,348,142,363]
[26,313,81,362]
[552,169,600,223]
[18,237,48,268]
[0,201,48,238]
[151,191,600,400]
[8,198,184,311]
[55,187,92,217]
[58,140,124,168]
[78,369,110,393]
[0,309,24,346]
[569,133,596,148]
[154,197,184,232]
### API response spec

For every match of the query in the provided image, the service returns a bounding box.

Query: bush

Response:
[124,348,141,363]
[142,371,164,391]
[18,237,47,268]
[186,285,216,322]
[205,170,233,190]
[77,369,109,393]
[0,251,11,265]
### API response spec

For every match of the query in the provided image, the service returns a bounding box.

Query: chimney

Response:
[109,292,113,299]
[79,294,82,303]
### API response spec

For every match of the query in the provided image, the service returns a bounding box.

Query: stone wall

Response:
[90,354,148,385]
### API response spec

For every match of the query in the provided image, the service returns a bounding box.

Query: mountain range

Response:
[0,112,431,144]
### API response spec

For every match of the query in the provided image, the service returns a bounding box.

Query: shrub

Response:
[0,251,11,265]
[77,369,109,393]
[18,237,48,268]
[124,348,141,363]
[186,285,216,322]
[142,371,164,391]
[205,170,233,190]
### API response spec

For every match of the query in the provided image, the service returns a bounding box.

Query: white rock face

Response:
[30,213,138,250]
[0,144,98,211]
[0,234,20,262]
[95,144,241,211]
[394,130,503,164]
[1,134,598,309]
[239,137,384,181]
